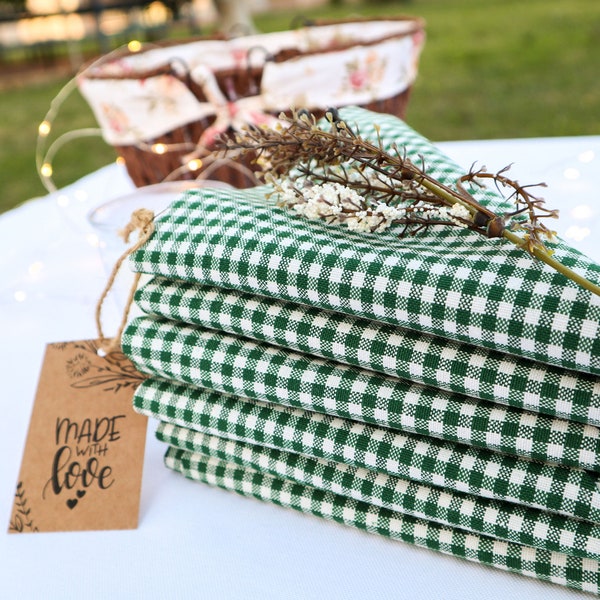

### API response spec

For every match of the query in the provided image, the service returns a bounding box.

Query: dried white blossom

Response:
[450,202,471,220]
[276,177,473,235]
[288,183,364,221]
[448,202,471,226]
[374,203,404,219]
[281,182,408,233]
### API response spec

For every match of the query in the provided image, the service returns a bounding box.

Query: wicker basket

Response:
[78,17,425,188]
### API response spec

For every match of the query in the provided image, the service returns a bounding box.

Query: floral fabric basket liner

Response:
[77,18,425,187]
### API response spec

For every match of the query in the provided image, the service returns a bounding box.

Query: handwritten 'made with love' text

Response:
[45,414,126,510]
[9,340,147,533]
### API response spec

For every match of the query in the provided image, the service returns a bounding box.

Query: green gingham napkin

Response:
[122,106,600,594]
[133,377,600,524]
[129,106,600,375]
[158,425,600,561]
[165,448,600,595]
[122,316,600,472]
[135,276,600,428]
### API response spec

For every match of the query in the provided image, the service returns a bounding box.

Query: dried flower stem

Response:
[501,228,600,296]
[220,110,600,297]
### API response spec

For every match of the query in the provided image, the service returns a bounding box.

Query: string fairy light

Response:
[34,40,167,193]
[151,143,168,155]
[35,41,206,191]
[187,159,203,171]
[15,38,262,312]
[38,120,51,136]
[35,38,266,192]
[39,128,105,190]
[127,39,143,53]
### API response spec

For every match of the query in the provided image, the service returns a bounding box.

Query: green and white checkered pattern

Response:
[129,107,600,375]
[136,276,600,428]
[158,425,600,560]
[122,106,600,593]
[133,378,600,524]
[165,448,600,595]
[122,316,600,472]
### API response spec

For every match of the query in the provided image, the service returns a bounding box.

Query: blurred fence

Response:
[0,0,206,69]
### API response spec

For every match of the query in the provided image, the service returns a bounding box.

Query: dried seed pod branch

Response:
[219,110,600,296]
[459,165,559,253]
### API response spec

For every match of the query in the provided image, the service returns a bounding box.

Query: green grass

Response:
[1,0,599,213]
[1,78,118,212]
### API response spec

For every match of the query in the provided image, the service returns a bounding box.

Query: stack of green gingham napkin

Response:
[121,106,600,594]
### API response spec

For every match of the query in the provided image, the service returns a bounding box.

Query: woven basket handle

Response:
[244,45,273,95]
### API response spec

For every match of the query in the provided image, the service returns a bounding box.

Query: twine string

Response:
[95,208,155,355]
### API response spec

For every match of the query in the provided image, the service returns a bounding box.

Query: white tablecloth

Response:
[2,136,599,599]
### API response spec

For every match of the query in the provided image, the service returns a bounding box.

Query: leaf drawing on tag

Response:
[58,341,146,393]
[9,482,39,533]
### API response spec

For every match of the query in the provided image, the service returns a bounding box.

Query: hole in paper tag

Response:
[8,340,147,533]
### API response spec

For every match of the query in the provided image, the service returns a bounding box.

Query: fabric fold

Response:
[158,426,600,561]
[122,315,600,472]
[135,276,600,428]
[165,448,600,595]
[133,377,600,524]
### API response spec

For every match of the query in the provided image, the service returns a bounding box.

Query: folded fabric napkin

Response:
[122,106,600,594]
[165,448,600,595]
[122,316,600,472]
[135,276,600,427]
[133,377,600,525]
[128,106,600,376]
[158,425,600,560]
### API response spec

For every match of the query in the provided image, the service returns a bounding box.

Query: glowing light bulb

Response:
[14,290,27,302]
[187,159,203,171]
[565,225,591,242]
[86,233,102,247]
[41,163,53,177]
[116,156,125,165]
[38,120,51,136]
[28,261,44,277]
[128,40,142,52]
[571,204,593,220]
[578,150,595,163]
[152,143,167,155]
[563,167,580,180]
[57,194,70,207]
